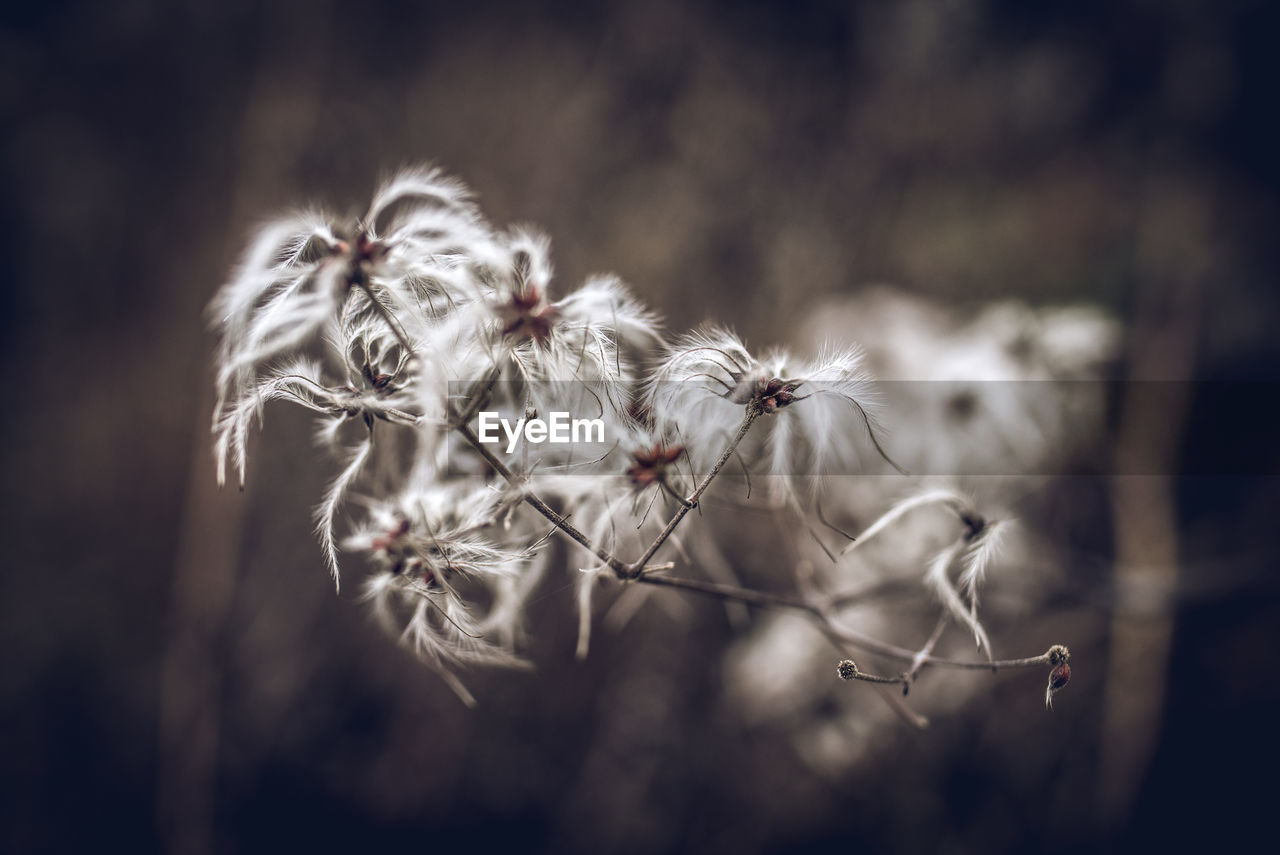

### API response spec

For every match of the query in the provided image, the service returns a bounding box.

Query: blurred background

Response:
[3,0,1279,851]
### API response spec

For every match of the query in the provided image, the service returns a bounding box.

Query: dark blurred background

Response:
[3,0,1279,852]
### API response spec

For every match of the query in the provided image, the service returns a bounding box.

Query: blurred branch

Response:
[158,3,334,852]
[1098,169,1206,823]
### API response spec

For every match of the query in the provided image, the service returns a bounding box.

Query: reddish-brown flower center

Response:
[498,286,560,345]
[753,377,800,412]
[626,443,684,486]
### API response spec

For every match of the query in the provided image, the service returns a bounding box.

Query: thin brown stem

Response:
[822,618,1058,671]
[633,572,813,611]
[450,368,632,573]
[354,278,416,358]
[456,420,629,575]
[453,365,502,428]
[626,405,761,576]
[660,479,695,509]
[633,570,1063,674]
[823,578,917,611]
[907,616,949,685]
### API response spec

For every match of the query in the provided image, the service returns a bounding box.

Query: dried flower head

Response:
[647,328,893,485]
[210,167,501,487]
[626,443,685,487]
[351,484,540,704]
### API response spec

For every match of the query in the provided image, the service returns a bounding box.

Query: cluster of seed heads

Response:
[208,165,1074,713]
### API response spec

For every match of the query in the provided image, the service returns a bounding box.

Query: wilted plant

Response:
[209,165,1069,718]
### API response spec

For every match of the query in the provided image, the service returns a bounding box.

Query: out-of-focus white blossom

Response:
[795,288,1121,476]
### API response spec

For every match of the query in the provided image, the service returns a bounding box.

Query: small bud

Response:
[1047,644,1070,666]
[1045,662,1071,709]
[837,659,859,681]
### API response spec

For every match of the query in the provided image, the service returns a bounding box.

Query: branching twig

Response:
[625,405,762,576]
[451,378,1065,683]
[906,616,949,689]
[456,419,630,576]
[632,572,814,611]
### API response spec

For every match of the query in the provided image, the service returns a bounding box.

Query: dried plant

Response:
[209,165,1072,719]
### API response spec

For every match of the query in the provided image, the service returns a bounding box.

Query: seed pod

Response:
[837,660,859,681]
[1045,662,1071,709]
